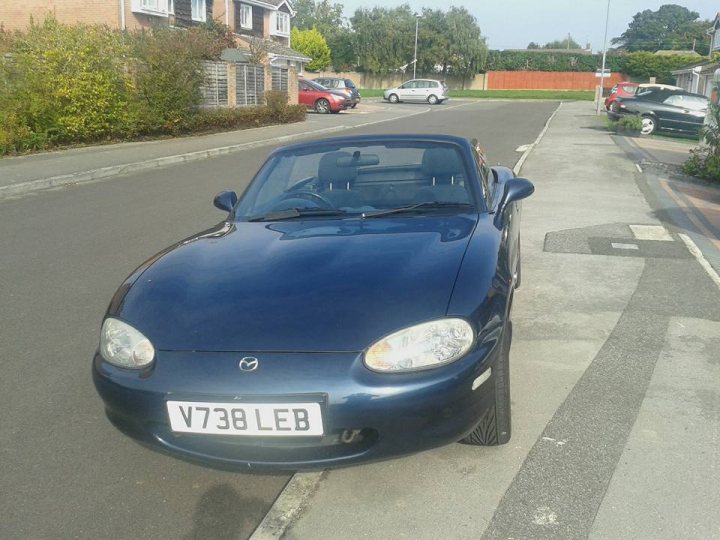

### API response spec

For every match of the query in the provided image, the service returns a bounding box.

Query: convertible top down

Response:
[93,134,534,469]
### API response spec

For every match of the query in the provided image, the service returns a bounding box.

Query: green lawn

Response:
[360,89,594,101]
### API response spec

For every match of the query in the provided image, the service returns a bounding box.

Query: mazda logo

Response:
[239,357,259,372]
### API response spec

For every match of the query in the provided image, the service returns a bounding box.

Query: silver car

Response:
[383,79,449,105]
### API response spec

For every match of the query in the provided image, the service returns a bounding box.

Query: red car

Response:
[605,83,639,111]
[298,79,351,114]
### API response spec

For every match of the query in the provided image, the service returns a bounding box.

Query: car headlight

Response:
[364,318,474,373]
[99,318,155,368]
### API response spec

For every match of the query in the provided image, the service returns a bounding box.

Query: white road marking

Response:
[533,507,559,526]
[630,224,673,241]
[515,144,532,152]
[636,163,643,173]
[513,102,563,175]
[611,242,640,250]
[679,233,720,290]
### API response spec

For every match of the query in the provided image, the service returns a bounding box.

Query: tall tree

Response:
[351,6,416,75]
[445,7,487,88]
[543,35,582,49]
[612,4,710,55]
[527,42,540,49]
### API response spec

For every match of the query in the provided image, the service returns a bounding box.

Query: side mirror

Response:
[213,191,238,213]
[494,178,534,229]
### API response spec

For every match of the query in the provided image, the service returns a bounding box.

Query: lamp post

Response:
[413,17,419,79]
[596,0,611,114]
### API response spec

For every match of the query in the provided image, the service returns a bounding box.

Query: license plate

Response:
[166,401,323,437]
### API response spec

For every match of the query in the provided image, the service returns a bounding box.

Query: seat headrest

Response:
[421,147,464,178]
[318,151,357,189]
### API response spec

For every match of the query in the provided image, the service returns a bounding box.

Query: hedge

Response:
[483,50,703,84]
[0,18,304,156]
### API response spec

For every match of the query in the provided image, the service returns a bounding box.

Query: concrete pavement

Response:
[0,101,422,199]
[264,102,720,539]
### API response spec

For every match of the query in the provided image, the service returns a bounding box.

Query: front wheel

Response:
[427,94,438,105]
[388,94,399,104]
[640,115,656,135]
[315,98,331,114]
[351,103,358,109]
[461,323,512,446]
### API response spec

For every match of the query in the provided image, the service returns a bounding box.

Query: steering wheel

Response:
[277,190,335,209]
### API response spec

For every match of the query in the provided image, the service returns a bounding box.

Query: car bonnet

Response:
[112,215,481,353]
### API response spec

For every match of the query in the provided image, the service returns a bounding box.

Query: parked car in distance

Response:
[298,79,351,114]
[608,88,709,136]
[92,134,535,469]
[384,79,449,105]
[313,77,361,108]
[605,82,639,110]
[604,83,683,111]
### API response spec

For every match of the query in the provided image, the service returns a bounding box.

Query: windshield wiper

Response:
[362,202,474,219]
[247,208,347,222]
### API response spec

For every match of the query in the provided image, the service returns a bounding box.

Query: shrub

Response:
[0,17,131,145]
[683,105,720,183]
[290,28,331,71]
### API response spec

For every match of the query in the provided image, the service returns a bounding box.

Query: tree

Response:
[351,6,416,75]
[527,42,540,49]
[445,7,487,88]
[291,27,331,71]
[292,0,345,37]
[543,35,582,49]
[612,4,710,55]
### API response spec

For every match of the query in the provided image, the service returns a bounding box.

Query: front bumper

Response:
[93,341,500,470]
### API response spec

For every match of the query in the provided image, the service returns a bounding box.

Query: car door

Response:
[397,80,416,101]
[661,95,708,134]
[298,81,318,108]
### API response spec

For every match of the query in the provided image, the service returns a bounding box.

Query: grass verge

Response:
[359,89,594,100]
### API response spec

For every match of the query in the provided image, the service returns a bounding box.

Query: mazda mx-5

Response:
[93,134,534,469]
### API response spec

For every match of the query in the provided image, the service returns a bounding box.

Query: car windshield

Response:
[234,142,477,220]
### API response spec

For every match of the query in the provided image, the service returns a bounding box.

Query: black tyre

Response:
[427,94,438,105]
[315,98,331,114]
[388,94,399,104]
[461,323,512,446]
[640,115,656,135]
[351,103,358,109]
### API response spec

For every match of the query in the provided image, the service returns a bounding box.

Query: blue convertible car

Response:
[93,134,534,469]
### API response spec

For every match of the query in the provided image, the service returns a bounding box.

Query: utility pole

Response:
[596,0,611,115]
[413,17,419,79]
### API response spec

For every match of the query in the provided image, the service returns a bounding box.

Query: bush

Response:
[0,17,306,155]
[683,105,720,183]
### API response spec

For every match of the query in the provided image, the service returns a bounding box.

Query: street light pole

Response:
[413,17,419,79]
[596,0,611,114]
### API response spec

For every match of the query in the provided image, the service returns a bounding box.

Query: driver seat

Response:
[317,151,364,208]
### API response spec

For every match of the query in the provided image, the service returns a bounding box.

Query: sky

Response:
[336,0,717,52]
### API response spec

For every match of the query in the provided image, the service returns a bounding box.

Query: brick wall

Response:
[0,0,119,30]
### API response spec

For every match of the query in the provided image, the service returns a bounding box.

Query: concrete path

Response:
[264,102,720,540]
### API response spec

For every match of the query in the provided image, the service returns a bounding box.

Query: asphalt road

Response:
[0,100,558,540]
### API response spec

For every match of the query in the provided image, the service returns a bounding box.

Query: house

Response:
[708,12,720,55]
[0,0,309,104]
[672,61,719,98]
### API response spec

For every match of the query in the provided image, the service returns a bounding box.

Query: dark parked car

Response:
[93,134,534,469]
[298,79,351,113]
[608,88,708,136]
[313,77,361,108]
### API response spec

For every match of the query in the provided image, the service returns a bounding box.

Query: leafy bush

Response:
[683,105,720,183]
[619,52,702,84]
[0,17,131,149]
[0,17,305,155]
[291,27,331,71]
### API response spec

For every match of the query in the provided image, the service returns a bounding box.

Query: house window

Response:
[274,12,290,35]
[167,0,174,14]
[141,0,160,10]
[191,0,206,21]
[240,4,252,29]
